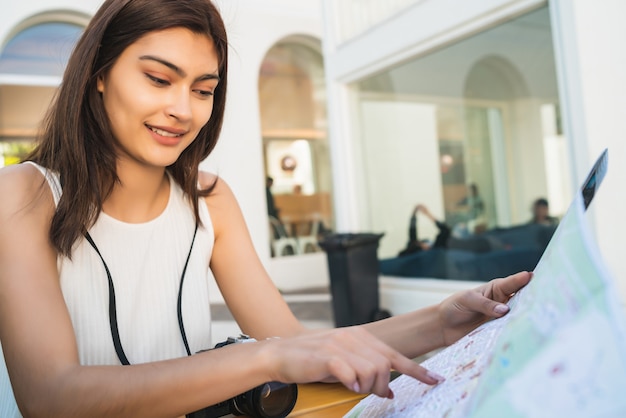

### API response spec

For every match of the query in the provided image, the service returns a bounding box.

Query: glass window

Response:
[0,22,83,76]
[1,21,84,165]
[351,6,570,264]
[259,40,333,257]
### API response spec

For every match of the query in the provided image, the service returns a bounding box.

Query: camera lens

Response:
[258,382,297,416]
[233,381,298,418]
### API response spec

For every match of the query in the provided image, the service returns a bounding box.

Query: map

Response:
[346,150,626,417]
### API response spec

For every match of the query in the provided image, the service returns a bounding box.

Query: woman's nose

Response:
[166,88,192,121]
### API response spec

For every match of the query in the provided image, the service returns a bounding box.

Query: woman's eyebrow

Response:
[139,55,220,82]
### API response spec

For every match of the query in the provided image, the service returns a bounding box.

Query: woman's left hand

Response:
[438,271,532,346]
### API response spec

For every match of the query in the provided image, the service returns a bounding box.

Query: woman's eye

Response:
[146,74,169,86]
[195,89,214,98]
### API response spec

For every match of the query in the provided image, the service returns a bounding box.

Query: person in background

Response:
[398,204,451,257]
[455,182,487,235]
[266,176,280,219]
[529,197,559,226]
[457,183,485,220]
[0,1,532,416]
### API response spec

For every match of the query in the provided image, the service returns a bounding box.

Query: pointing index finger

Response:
[391,353,445,387]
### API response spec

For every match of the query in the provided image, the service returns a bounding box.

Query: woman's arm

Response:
[203,174,305,339]
[0,165,286,418]
[204,175,444,395]
[361,271,533,358]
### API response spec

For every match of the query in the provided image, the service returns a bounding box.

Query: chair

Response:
[297,213,322,254]
[269,216,299,257]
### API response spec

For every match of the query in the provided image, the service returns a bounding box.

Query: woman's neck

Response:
[102,162,170,223]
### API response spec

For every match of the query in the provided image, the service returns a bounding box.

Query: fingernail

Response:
[494,304,509,314]
[387,389,395,399]
[352,382,360,393]
[427,371,446,383]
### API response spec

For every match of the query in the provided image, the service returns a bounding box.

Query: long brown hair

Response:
[28,0,228,257]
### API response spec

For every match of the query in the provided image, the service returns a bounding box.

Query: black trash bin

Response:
[319,233,391,327]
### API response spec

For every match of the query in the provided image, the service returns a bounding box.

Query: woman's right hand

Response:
[260,326,444,399]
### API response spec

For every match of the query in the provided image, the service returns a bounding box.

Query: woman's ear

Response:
[97,75,105,93]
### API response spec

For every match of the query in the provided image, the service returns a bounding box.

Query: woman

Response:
[0,0,531,416]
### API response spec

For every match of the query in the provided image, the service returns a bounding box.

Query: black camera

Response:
[187,335,298,418]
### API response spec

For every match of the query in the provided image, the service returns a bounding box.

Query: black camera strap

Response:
[84,222,198,365]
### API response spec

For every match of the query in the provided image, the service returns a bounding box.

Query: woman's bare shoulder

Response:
[198,169,218,189]
[198,170,235,200]
[0,163,55,220]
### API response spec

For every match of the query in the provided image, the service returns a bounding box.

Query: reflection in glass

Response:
[259,40,332,257]
[351,6,570,263]
[0,22,83,76]
[0,22,84,165]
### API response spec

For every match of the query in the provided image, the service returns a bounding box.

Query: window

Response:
[0,21,84,166]
[350,6,570,258]
[0,22,83,76]
[258,39,333,256]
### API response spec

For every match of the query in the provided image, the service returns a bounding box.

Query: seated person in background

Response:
[529,197,559,226]
[457,183,485,221]
[399,204,451,257]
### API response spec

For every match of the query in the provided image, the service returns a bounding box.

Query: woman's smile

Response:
[146,123,187,146]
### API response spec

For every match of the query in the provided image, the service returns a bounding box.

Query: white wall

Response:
[550,0,626,304]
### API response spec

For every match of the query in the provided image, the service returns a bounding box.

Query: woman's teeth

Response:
[149,126,181,137]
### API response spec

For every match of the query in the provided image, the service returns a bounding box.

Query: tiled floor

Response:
[210,290,334,345]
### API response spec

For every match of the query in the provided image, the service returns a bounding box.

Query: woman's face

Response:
[97,27,219,168]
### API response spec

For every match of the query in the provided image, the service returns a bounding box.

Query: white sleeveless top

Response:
[0,163,215,417]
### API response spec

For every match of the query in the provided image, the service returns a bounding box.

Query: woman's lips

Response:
[146,124,186,145]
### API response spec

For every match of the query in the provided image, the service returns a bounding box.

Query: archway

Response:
[0,17,85,166]
[258,36,333,257]
[458,54,531,228]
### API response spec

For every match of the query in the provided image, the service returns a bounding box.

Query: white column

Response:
[551,0,626,304]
